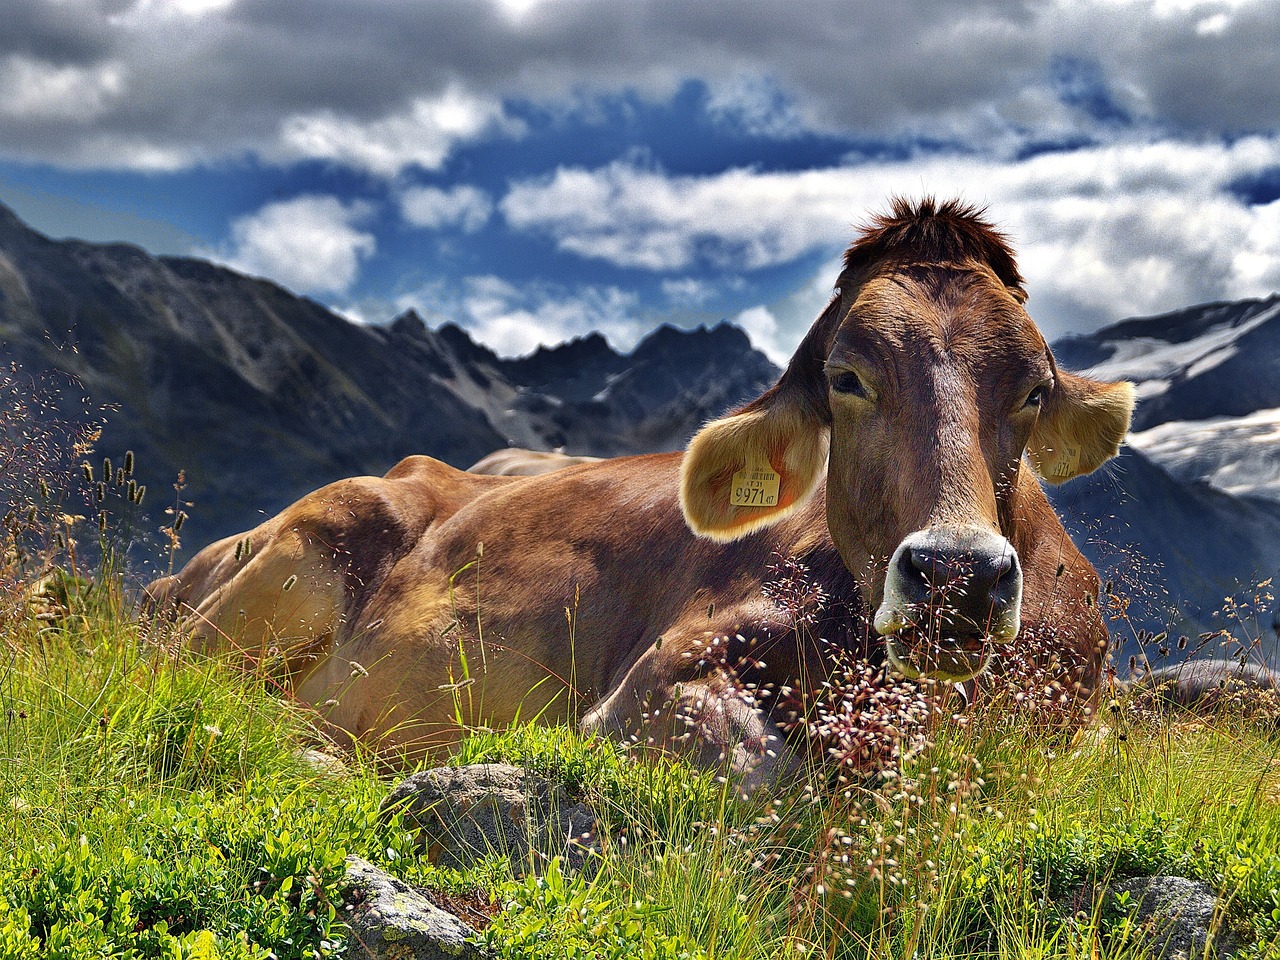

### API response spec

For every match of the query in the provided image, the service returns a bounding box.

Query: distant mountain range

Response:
[1,202,1277,664]
[1049,297,1280,664]
[0,202,776,561]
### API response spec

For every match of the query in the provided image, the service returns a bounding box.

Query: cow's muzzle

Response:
[873,527,1022,682]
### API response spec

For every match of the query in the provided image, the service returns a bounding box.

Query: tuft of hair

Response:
[843,196,1025,295]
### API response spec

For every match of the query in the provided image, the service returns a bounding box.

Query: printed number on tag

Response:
[1051,444,1080,478]
[730,460,780,507]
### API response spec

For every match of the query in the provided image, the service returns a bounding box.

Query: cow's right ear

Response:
[680,297,838,542]
[680,396,829,542]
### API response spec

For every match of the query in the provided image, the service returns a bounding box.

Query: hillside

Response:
[1048,297,1280,662]
[0,203,777,559]
[1054,295,1280,503]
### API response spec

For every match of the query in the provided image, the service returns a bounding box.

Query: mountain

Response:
[1053,295,1280,503]
[3,200,1276,666]
[1049,298,1280,664]
[0,203,777,563]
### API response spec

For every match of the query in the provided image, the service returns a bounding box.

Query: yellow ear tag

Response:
[1049,444,1081,479]
[730,457,781,507]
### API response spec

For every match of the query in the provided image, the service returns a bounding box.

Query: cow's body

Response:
[467,448,602,476]
[1132,659,1279,714]
[148,199,1133,787]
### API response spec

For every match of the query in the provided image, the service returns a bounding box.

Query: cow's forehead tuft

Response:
[842,197,1023,294]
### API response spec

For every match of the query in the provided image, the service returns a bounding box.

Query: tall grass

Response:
[3,361,1280,958]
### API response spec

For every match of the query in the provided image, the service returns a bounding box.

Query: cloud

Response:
[2,0,1279,172]
[661,277,717,305]
[209,195,375,296]
[501,160,858,270]
[502,136,1280,339]
[399,275,645,357]
[269,87,517,177]
[705,74,808,138]
[0,54,124,121]
[399,184,494,232]
[733,306,788,364]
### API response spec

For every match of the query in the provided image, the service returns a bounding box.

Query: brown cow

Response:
[467,448,602,476]
[146,199,1133,789]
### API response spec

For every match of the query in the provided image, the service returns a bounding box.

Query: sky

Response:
[2,0,1280,363]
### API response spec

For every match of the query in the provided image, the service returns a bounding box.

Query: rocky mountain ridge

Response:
[1047,297,1280,663]
[0,202,777,559]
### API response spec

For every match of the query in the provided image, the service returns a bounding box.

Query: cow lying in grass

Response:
[146,198,1133,789]
[1131,658,1279,715]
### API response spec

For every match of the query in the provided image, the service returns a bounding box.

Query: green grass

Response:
[3,568,1280,959]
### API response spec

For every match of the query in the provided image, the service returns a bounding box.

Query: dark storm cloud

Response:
[1,0,1277,173]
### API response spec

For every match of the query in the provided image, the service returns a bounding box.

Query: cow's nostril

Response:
[907,546,938,583]
[907,546,963,588]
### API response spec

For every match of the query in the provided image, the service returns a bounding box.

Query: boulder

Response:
[341,856,480,960]
[1100,875,1240,959]
[383,763,600,876]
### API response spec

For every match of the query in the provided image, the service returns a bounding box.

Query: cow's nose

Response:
[876,526,1023,644]
[875,527,1023,682]
[903,540,1018,603]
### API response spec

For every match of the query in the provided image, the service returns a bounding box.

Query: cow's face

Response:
[823,265,1052,679]
[680,201,1133,683]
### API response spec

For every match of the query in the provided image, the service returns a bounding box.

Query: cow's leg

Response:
[580,643,802,793]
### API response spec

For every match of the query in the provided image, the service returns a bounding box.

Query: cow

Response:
[467,448,602,477]
[145,198,1134,790]
[1130,658,1279,715]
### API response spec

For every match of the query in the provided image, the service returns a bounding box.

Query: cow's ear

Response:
[680,396,829,541]
[680,298,838,541]
[1027,370,1135,483]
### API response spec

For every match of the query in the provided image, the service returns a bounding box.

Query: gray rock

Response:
[1101,875,1240,959]
[383,763,600,876]
[341,856,480,960]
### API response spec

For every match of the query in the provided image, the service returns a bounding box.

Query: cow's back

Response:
[146,456,511,670]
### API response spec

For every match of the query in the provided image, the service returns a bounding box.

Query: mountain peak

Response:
[389,309,429,338]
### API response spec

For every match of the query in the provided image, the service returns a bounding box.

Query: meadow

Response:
[3,371,1280,959]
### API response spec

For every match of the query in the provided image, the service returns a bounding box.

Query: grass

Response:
[3,378,1280,958]
[5,571,1280,959]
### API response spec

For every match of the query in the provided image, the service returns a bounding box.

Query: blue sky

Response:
[2,0,1279,362]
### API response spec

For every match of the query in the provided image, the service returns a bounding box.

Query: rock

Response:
[383,763,600,876]
[1100,875,1240,959]
[341,856,479,960]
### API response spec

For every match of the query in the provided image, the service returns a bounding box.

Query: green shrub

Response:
[482,857,710,960]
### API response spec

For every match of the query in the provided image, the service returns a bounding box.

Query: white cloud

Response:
[4,0,1279,173]
[661,277,717,305]
[209,195,375,296]
[400,275,645,357]
[270,86,517,177]
[705,74,808,138]
[501,136,1280,340]
[0,55,124,121]
[502,161,858,270]
[399,184,494,232]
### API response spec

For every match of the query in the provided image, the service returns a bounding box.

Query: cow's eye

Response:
[1024,384,1048,408]
[829,370,867,397]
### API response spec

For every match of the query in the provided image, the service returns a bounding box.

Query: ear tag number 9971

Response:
[730,458,781,507]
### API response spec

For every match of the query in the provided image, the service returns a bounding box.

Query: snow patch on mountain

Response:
[1129,406,1280,502]
[1081,299,1280,389]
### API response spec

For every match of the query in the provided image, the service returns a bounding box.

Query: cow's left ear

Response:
[1027,370,1135,483]
[680,298,838,541]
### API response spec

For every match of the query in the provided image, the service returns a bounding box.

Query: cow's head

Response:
[680,198,1133,683]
